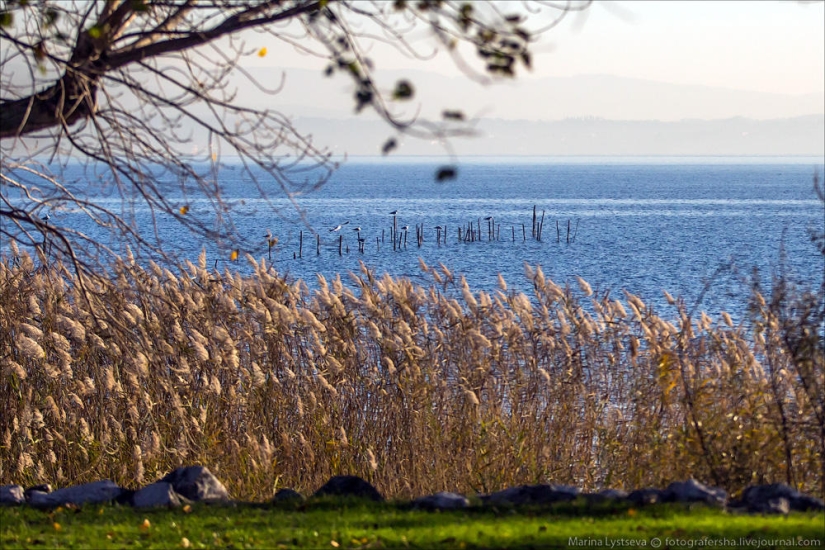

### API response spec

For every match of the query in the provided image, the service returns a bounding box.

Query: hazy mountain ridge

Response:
[295,114,825,156]
[253,67,825,122]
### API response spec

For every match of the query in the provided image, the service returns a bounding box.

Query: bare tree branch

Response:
[1,0,587,281]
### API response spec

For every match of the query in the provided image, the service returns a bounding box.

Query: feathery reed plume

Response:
[0,252,821,499]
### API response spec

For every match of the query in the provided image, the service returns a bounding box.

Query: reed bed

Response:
[1,245,822,501]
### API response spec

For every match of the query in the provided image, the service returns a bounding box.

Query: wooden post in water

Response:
[532,205,536,238]
[316,234,320,255]
[512,225,515,242]
[556,220,560,243]
[538,210,545,242]
[567,219,571,244]
[572,219,579,242]
[376,236,380,252]
[522,224,526,242]
[338,235,343,256]
[299,231,303,258]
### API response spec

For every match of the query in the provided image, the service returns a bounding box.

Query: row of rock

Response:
[2,466,823,515]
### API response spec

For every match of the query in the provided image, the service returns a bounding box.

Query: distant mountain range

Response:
[248,67,824,122]
[232,67,824,156]
[14,67,819,158]
[294,114,825,157]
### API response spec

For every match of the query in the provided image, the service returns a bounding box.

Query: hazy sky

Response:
[243,1,825,96]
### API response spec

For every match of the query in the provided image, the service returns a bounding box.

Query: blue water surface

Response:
[6,157,824,319]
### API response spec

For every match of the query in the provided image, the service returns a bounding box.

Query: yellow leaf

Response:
[179,205,189,215]
[53,522,61,531]
[181,537,191,548]
[230,250,239,261]
[258,47,267,57]
[331,542,339,548]
[182,504,192,513]
[140,518,151,531]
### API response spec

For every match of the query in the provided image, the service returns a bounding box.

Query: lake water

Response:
[6,156,824,319]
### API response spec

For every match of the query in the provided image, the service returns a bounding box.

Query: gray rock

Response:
[739,483,825,513]
[160,465,230,502]
[132,482,187,508]
[413,492,469,510]
[663,479,727,507]
[585,488,629,503]
[627,488,663,505]
[27,480,123,507]
[1,485,25,505]
[273,488,304,503]
[26,490,49,504]
[24,484,51,502]
[313,475,384,502]
[762,497,791,515]
[484,484,580,506]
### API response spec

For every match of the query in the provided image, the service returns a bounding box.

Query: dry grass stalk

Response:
[0,254,822,500]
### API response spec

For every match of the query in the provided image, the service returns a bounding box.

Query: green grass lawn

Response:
[1,498,823,549]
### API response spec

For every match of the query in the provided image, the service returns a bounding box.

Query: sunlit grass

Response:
[1,500,823,549]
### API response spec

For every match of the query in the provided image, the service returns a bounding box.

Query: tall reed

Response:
[1,243,822,500]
